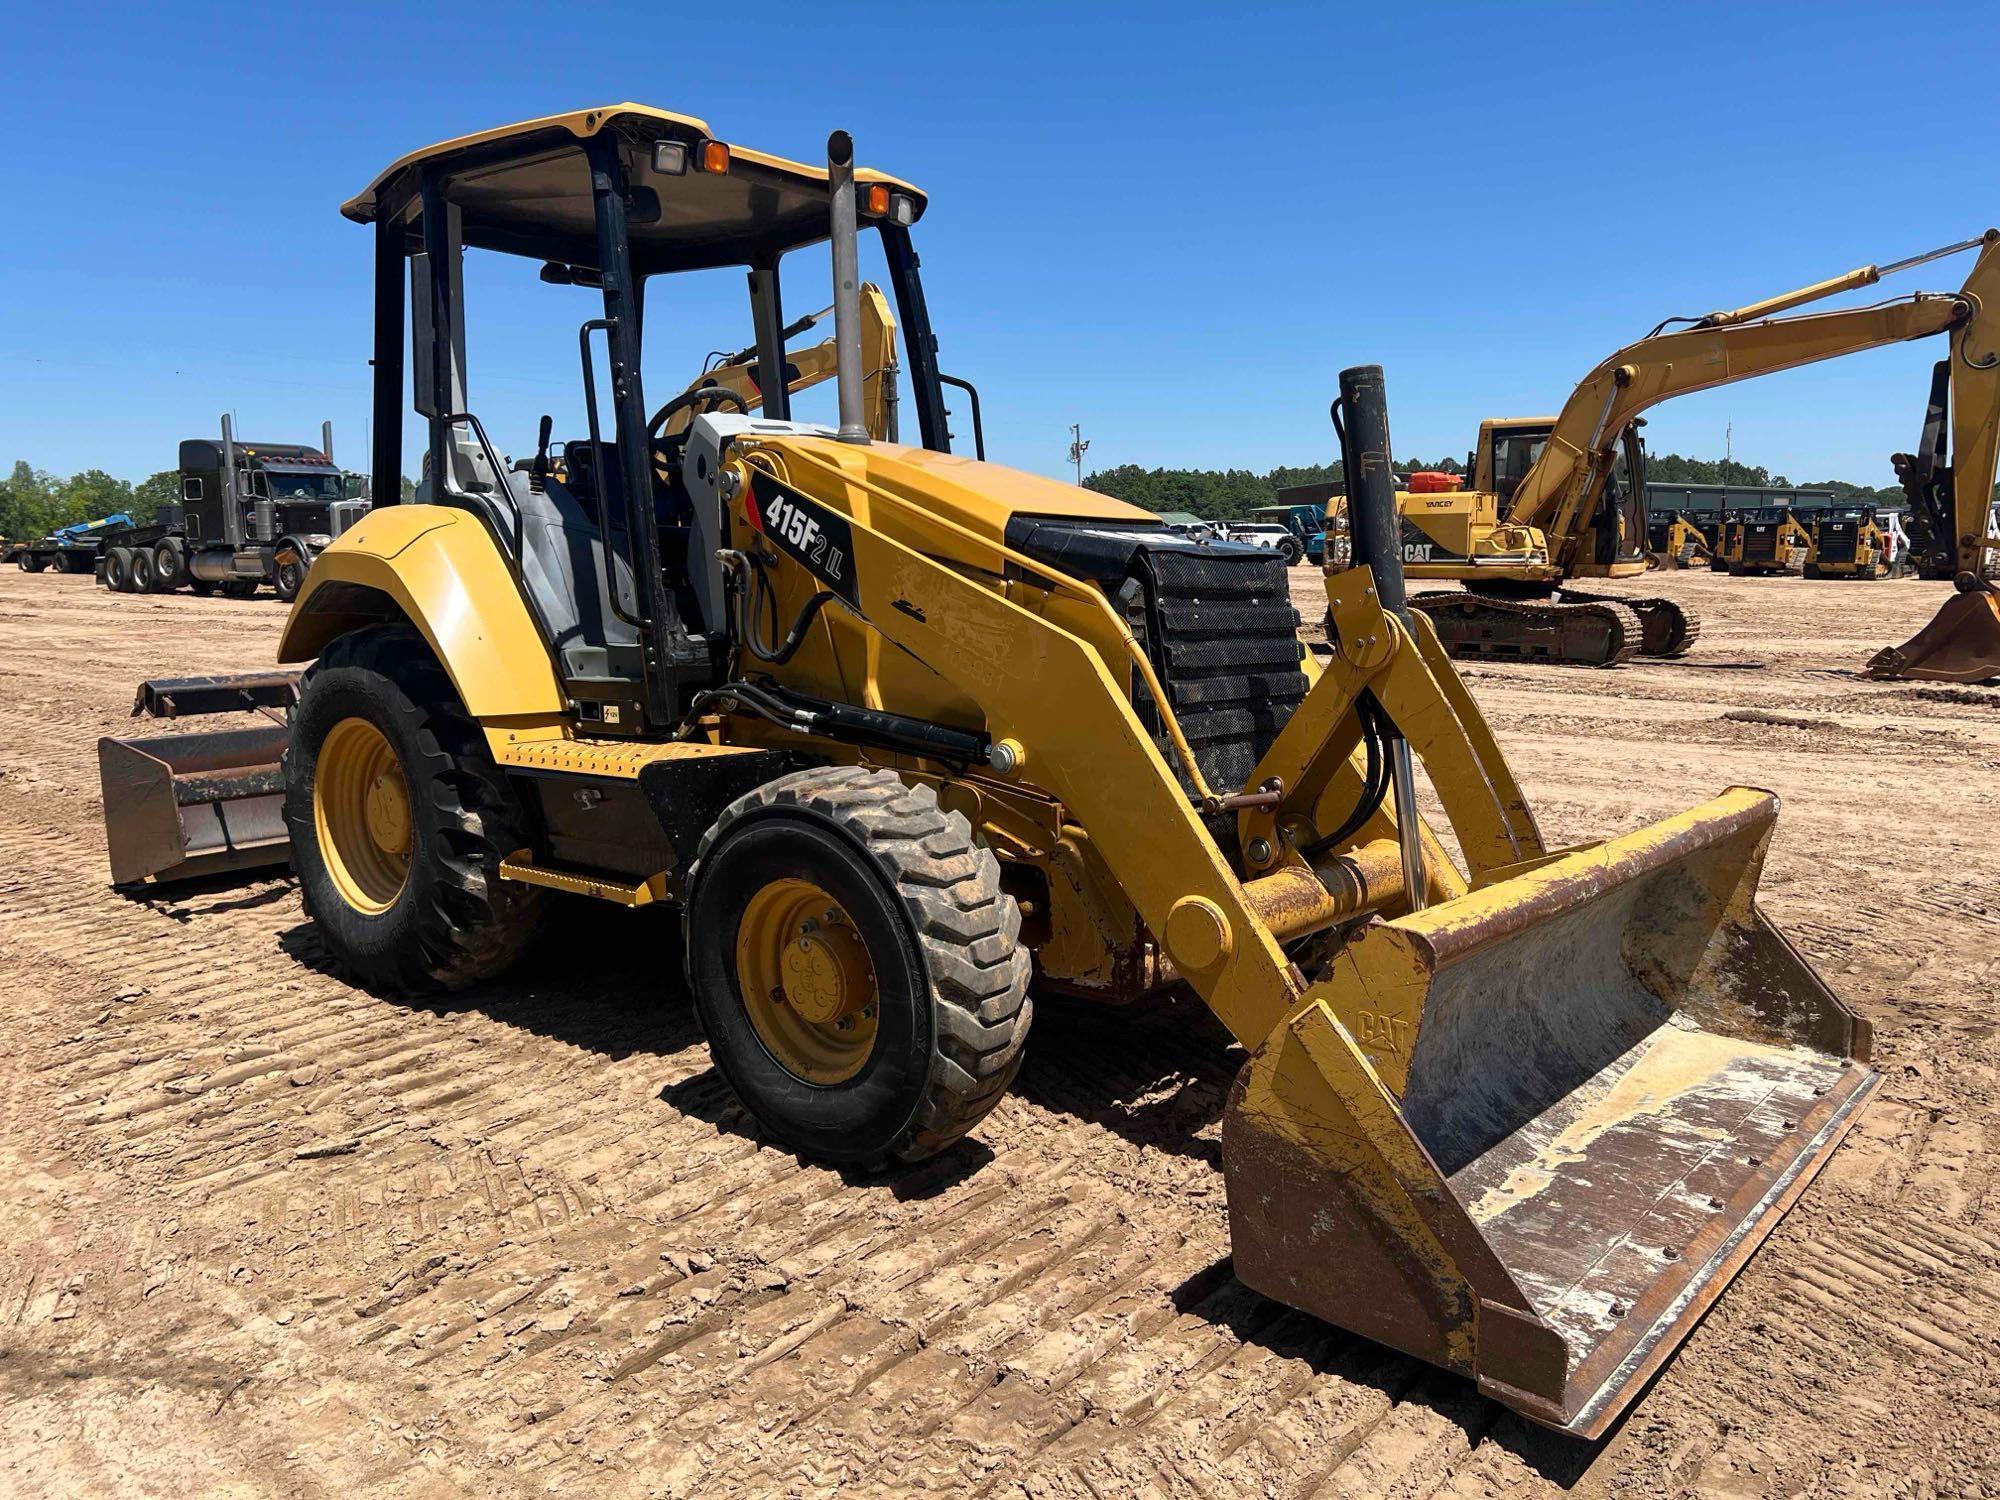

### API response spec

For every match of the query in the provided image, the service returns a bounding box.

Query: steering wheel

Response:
[647,383,750,439]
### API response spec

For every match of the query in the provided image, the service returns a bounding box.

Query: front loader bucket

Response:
[98,724,292,886]
[1865,587,2000,681]
[1223,788,1875,1438]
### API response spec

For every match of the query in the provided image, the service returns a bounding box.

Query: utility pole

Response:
[1068,423,1090,486]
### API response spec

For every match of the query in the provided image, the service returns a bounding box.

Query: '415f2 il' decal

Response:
[744,475,860,606]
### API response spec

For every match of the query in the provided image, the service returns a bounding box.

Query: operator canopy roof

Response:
[343,104,928,276]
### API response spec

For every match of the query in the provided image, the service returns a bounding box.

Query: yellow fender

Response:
[277,505,564,721]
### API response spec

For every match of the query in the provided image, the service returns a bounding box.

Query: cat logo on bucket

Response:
[745,476,859,605]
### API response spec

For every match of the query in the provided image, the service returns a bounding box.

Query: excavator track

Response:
[1561,588,1703,658]
[1411,588,1644,667]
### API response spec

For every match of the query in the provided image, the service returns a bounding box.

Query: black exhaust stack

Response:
[1334,364,1407,623]
[1333,364,1426,909]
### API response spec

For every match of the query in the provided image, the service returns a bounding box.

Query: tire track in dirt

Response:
[4,565,1998,1495]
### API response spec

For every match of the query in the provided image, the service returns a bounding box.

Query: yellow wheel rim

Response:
[313,716,412,915]
[736,878,879,1084]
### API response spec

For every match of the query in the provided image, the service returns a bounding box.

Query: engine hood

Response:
[750,435,1159,546]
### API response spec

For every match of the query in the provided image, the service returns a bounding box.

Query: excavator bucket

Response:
[1865,587,2000,682]
[1223,787,1875,1437]
[98,674,301,886]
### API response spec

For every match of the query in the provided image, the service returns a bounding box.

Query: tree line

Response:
[0,462,184,542]
[3,448,1980,542]
[1083,458,1464,520]
[1085,451,1957,520]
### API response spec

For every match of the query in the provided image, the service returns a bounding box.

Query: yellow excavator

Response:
[1338,231,2000,668]
[1869,309,2000,675]
[99,106,1877,1437]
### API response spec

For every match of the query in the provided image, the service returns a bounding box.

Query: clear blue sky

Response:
[3,0,1995,488]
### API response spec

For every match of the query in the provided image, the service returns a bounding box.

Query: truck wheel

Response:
[684,766,1032,1167]
[104,547,134,592]
[130,550,158,592]
[274,545,307,602]
[188,577,218,597]
[21,553,45,573]
[152,540,187,590]
[283,625,546,993]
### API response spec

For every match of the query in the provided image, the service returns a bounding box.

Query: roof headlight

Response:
[652,140,689,176]
[888,192,917,226]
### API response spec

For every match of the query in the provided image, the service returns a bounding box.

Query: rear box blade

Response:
[99,725,292,886]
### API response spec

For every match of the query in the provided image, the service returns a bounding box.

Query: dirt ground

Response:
[1,563,1996,1499]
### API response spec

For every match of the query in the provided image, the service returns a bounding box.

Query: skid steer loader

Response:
[101,106,1875,1437]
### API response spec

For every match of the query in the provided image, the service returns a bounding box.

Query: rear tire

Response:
[684,766,1032,1167]
[104,547,134,592]
[19,553,45,573]
[283,625,547,993]
[152,539,187,590]
[130,549,158,592]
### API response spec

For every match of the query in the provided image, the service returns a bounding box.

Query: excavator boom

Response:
[1509,232,1998,573]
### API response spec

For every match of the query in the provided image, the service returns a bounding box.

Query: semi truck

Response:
[97,418,369,599]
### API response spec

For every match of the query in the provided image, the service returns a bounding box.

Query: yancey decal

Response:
[744,475,860,606]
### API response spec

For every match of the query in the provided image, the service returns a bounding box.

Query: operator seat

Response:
[417,429,642,685]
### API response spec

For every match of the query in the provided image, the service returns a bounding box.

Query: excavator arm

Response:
[657,283,899,439]
[1509,230,2000,577]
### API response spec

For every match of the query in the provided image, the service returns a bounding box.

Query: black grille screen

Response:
[1143,550,1308,794]
[1002,519,1308,796]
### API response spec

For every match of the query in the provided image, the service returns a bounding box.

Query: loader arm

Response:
[1509,230,2000,574]
[725,430,1873,1434]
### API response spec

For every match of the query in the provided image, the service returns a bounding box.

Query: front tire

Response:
[283,625,546,993]
[685,766,1032,1167]
[274,545,306,602]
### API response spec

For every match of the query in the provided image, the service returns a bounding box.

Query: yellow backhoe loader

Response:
[99,107,1876,1437]
[1343,231,2000,667]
